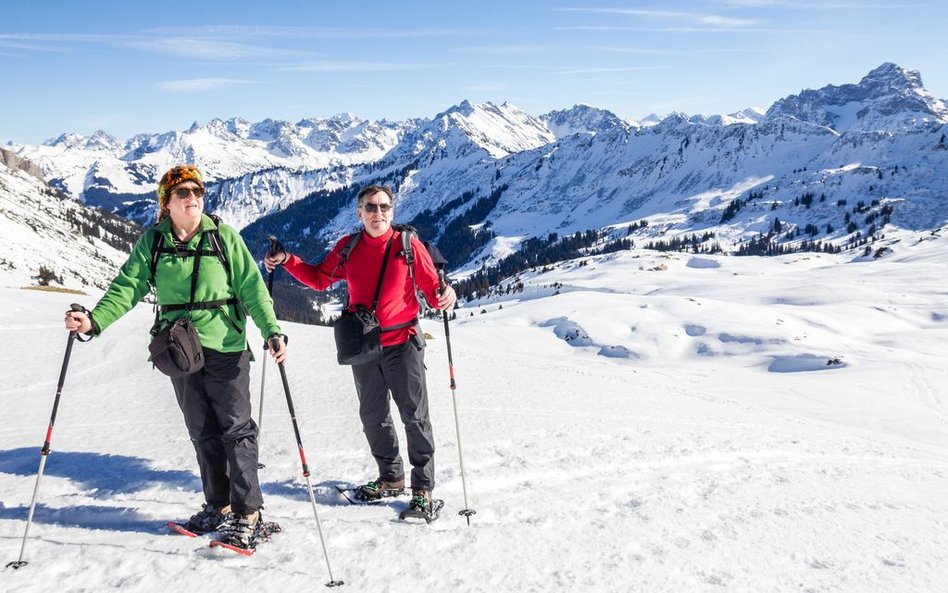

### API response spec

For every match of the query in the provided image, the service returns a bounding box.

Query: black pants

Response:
[351,339,436,490]
[171,348,262,514]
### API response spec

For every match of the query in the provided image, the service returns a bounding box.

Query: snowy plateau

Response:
[0,63,947,593]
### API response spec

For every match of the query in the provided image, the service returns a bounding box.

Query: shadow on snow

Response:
[0,448,377,533]
[0,447,200,497]
[0,502,166,534]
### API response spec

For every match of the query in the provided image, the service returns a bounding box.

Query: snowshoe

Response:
[398,490,444,524]
[337,478,406,505]
[168,502,231,536]
[209,512,281,556]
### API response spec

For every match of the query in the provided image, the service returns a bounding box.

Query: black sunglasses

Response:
[171,187,205,199]
[361,202,392,213]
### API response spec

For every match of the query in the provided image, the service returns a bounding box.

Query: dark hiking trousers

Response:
[351,339,436,491]
[170,347,262,514]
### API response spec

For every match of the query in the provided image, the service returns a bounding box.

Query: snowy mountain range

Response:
[5,62,948,288]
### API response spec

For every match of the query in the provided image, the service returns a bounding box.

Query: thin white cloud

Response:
[717,0,922,7]
[556,8,759,28]
[557,25,829,34]
[281,61,430,73]
[0,39,71,52]
[586,46,672,55]
[455,45,551,54]
[0,33,123,42]
[156,78,254,93]
[589,46,764,55]
[559,66,658,75]
[142,25,484,40]
[125,38,315,61]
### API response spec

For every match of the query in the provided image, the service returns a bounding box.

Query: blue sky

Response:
[2,0,946,145]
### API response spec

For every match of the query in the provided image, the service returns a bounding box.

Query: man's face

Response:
[357,190,393,238]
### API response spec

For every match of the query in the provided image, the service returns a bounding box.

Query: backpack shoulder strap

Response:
[339,231,361,264]
[205,214,231,276]
[149,227,165,286]
[392,223,416,266]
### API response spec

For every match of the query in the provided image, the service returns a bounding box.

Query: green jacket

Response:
[91,214,281,353]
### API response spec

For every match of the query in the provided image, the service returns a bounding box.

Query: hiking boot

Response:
[358,477,406,501]
[186,502,231,534]
[408,489,433,513]
[219,510,260,549]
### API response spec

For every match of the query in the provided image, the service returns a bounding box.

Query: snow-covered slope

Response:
[1,229,946,592]
[0,151,139,291]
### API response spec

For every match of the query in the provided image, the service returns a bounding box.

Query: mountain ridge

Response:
[6,63,947,289]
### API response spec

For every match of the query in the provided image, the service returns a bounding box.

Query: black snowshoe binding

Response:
[211,511,282,555]
[187,502,230,534]
[399,490,444,523]
[355,478,406,502]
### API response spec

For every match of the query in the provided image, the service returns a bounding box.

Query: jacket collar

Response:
[156,213,218,235]
[360,227,394,246]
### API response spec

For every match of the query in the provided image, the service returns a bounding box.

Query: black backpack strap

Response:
[204,219,241,327]
[330,232,362,306]
[149,229,165,332]
[380,318,418,333]
[393,223,416,266]
[149,228,165,287]
[393,224,434,314]
[370,237,395,311]
[187,233,205,306]
[340,232,361,264]
[206,214,232,276]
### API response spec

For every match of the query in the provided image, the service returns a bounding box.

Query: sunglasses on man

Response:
[361,202,392,213]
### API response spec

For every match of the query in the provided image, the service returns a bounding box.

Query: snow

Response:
[3,233,948,592]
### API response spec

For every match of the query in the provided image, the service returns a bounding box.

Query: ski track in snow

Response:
[3,241,948,593]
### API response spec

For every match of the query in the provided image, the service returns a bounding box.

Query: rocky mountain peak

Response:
[764,62,948,131]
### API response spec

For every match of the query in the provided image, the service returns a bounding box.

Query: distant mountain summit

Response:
[541,105,631,139]
[6,63,948,287]
[765,62,948,132]
[430,100,554,157]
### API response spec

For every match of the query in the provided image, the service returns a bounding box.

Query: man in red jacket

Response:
[264,185,456,517]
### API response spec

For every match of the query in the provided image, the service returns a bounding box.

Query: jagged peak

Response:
[860,62,923,91]
[541,104,628,138]
[763,63,947,131]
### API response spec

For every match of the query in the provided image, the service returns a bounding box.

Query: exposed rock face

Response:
[0,148,46,183]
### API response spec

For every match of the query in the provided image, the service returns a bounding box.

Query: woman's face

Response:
[167,182,205,228]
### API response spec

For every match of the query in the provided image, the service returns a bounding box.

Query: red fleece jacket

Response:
[283,228,442,347]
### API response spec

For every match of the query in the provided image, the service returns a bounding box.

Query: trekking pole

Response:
[438,271,476,525]
[256,235,284,469]
[7,303,87,570]
[270,335,343,587]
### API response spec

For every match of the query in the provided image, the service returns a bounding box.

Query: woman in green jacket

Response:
[64,165,285,550]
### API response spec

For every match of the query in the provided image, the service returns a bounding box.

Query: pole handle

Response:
[267,235,284,258]
[267,333,288,352]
